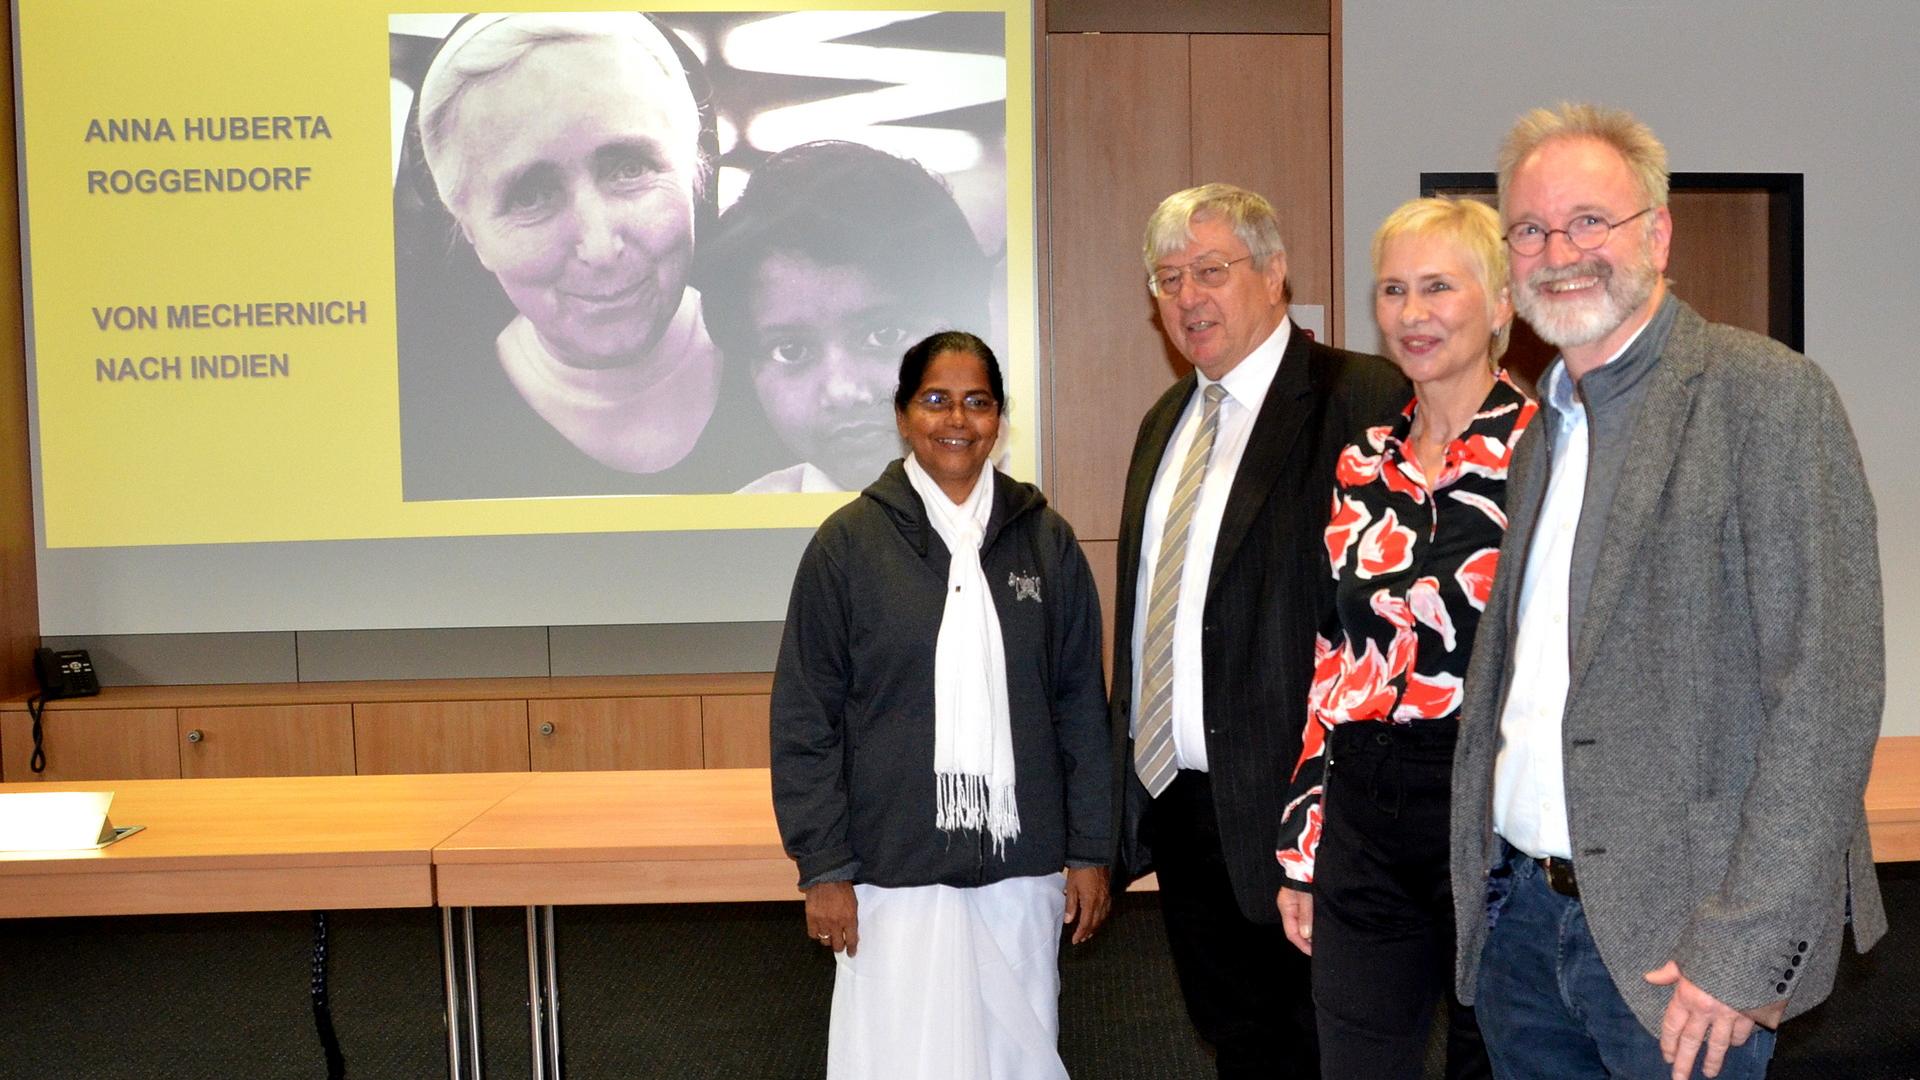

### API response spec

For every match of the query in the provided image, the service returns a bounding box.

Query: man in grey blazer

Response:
[1450,103,1886,1080]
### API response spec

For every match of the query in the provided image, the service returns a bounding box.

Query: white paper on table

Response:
[0,791,141,851]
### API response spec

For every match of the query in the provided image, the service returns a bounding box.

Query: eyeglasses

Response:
[1148,255,1252,298]
[910,390,998,415]
[1504,207,1654,257]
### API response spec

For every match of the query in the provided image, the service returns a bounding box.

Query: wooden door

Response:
[1188,34,1334,314]
[1423,179,1793,389]
[702,694,773,768]
[353,700,530,774]
[1044,33,1191,542]
[178,704,354,778]
[0,707,179,781]
[1044,32,1337,667]
[528,696,703,771]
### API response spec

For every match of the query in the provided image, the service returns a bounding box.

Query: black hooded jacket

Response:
[770,461,1112,889]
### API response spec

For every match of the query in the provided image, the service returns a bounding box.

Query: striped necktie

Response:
[1134,382,1228,798]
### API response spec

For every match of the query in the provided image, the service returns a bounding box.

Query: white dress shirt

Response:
[1129,318,1290,773]
[1493,323,1650,860]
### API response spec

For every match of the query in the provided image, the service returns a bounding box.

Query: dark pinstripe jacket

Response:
[1109,324,1405,921]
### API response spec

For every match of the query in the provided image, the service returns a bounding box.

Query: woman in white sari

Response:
[771,331,1112,1079]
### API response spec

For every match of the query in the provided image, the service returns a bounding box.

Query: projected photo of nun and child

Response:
[390,11,1007,499]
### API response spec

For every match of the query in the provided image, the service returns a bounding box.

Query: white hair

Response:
[416,12,700,218]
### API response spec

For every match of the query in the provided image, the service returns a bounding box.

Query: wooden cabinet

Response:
[0,676,776,780]
[702,695,772,768]
[1188,34,1334,312]
[529,696,702,771]
[1039,27,1341,718]
[354,700,531,775]
[1043,32,1336,539]
[0,706,178,782]
[1043,33,1191,541]
[178,704,354,779]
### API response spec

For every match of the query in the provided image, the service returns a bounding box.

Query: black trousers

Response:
[1310,720,1490,1080]
[1145,769,1317,1079]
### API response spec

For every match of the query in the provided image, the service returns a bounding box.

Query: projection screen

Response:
[17,3,1037,633]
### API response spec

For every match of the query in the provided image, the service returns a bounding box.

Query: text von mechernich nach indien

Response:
[92,300,368,382]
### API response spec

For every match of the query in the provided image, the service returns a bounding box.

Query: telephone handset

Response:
[27,647,99,774]
[34,648,99,700]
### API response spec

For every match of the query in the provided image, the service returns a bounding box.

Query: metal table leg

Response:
[442,906,483,1080]
[441,908,464,1080]
[449,905,562,1080]
[464,908,483,1079]
[543,906,561,1079]
[526,907,546,1080]
[524,905,564,1079]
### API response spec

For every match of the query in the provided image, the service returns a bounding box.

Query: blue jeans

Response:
[1475,847,1776,1080]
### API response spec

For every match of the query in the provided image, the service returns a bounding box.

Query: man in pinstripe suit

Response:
[1110,183,1404,1078]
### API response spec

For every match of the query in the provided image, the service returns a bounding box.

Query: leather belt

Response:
[1537,856,1580,899]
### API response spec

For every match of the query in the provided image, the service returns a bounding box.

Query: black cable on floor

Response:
[26,693,46,773]
[310,911,347,1079]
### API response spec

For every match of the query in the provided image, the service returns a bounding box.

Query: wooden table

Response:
[433,768,793,1080]
[434,768,793,906]
[0,743,1912,1080]
[0,772,531,1080]
[1866,735,1920,862]
[0,772,530,918]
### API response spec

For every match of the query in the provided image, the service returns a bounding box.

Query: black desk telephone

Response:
[34,648,99,700]
[27,647,98,773]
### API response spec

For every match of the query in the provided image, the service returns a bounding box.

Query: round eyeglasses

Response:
[1504,207,1654,257]
[910,390,998,415]
[1148,255,1252,298]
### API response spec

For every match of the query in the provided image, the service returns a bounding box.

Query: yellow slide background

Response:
[19,1,1035,547]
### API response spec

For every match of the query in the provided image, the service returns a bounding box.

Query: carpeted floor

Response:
[1,864,1915,1079]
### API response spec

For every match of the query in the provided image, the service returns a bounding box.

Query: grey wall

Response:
[52,3,1920,718]
[46,622,784,685]
[1341,0,1919,736]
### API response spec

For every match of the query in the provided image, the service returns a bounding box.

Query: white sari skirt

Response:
[826,872,1069,1080]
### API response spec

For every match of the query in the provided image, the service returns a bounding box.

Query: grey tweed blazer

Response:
[1450,300,1887,1035]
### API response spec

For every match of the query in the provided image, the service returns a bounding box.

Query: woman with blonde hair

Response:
[1275,196,1538,1080]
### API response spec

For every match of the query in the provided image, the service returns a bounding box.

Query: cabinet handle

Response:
[186,729,204,744]
[539,722,556,737]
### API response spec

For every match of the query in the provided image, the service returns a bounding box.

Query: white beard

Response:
[1516,251,1659,350]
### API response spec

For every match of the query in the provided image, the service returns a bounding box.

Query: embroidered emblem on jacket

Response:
[1008,571,1042,602]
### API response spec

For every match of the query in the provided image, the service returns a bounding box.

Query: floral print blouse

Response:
[1277,371,1537,883]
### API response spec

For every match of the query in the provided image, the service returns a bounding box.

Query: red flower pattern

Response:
[1380,456,1429,502]
[1408,575,1457,651]
[1321,639,1400,721]
[1455,433,1515,481]
[1307,634,1343,715]
[1356,509,1416,579]
[1275,801,1322,875]
[1324,492,1372,580]
[1455,547,1501,612]
[1449,489,1508,529]
[1335,443,1382,487]
[1279,372,1535,883]
[1394,670,1463,720]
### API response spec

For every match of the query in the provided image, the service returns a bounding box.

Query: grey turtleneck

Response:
[1537,293,1679,646]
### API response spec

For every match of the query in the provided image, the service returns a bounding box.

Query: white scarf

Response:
[904,454,1019,857]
